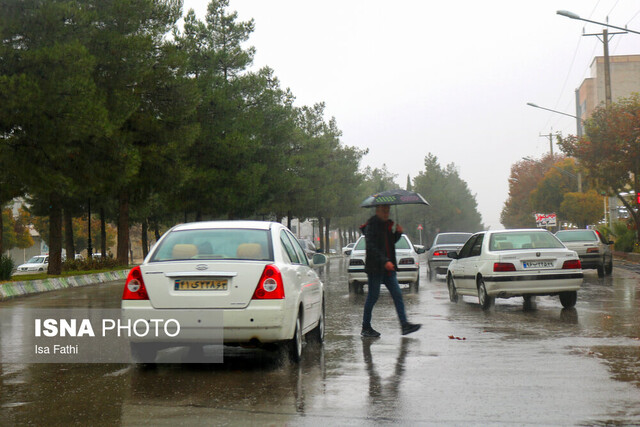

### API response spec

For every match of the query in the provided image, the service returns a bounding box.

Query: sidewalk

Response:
[0,269,130,301]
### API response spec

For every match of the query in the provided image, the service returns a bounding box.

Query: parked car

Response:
[446,229,583,310]
[14,255,49,274]
[347,234,425,293]
[555,229,613,277]
[121,221,327,363]
[342,242,355,255]
[426,232,473,281]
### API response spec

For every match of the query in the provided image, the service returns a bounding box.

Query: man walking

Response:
[361,204,421,337]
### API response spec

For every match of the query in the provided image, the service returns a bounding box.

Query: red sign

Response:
[417,224,423,230]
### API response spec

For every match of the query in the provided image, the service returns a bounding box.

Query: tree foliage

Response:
[559,94,640,239]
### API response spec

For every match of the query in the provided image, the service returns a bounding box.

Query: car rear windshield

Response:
[489,231,565,251]
[354,236,411,250]
[150,229,273,262]
[435,233,472,245]
[555,230,598,242]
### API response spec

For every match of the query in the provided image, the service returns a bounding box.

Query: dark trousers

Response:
[363,271,407,328]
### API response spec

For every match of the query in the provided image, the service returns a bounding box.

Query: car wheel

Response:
[307,299,325,344]
[427,266,434,282]
[559,291,577,308]
[597,263,605,278]
[287,313,303,362]
[411,276,420,292]
[477,278,493,310]
[523,295,536,310]
[447,274,458,303]
[130,342,158,364]
[605,257,613,275]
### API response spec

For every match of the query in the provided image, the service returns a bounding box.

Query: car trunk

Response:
[560,241,598,256]
[499,249,574,271]
[140,261,267,309]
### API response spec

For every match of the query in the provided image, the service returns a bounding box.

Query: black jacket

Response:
[362,214,402,275]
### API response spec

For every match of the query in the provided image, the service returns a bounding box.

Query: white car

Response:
[14,255,49,274]
[446,229,583,310]
[342,243,355,255]
[121,221,326,363]
[347,234,425,292]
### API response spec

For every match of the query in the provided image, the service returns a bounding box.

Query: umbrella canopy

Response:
[360,189,429,208]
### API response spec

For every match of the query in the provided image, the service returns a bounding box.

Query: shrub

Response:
[0,255,15,281]
[609,221,637,252]
[62,256,122,272]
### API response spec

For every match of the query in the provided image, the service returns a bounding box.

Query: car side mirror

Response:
[447,251,459,259]
[414,245,426,254]
[345,250,352,256]
[311,253,327,267]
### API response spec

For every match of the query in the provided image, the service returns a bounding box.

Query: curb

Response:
[613,251,640,264]
[0,269,130,301]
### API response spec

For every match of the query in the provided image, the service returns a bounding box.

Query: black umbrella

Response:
[360,189,429,208]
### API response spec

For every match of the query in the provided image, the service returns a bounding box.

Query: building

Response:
[577,54,640,224]
[577,54,640,134]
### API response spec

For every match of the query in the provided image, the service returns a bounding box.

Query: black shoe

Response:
[361,326,381,338]
[401,322,421,335]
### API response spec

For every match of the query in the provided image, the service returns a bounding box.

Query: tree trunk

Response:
[287,211,292,231]
[154,222,160,241]
[0,207,4,255]
[318,217,324,252]
[63,209,75,261]
[100,207,106,258]
[117,190,130,265]
[325,217,331,253]
[141,218,149,259]
[48,193,63,275]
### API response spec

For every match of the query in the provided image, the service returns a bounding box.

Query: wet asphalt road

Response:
[1,257,639,426]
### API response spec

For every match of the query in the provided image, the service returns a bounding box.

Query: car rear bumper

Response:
[578,253,602,269]
[429,258,452,274]
[348,268,419,284]
[121,300,293,345]
[483,272,582,297]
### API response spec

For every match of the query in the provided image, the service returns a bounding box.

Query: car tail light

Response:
[562,259,582,269]
[122,266,149,300]
[399,258,415,265]
[349,259,365,266]
[494,262,516,272]
[586,247,599,253]
[433,250,448,256]
[252,264,285,299]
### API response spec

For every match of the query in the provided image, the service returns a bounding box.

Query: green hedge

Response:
[0,256,14,281]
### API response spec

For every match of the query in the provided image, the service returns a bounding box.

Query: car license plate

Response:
[523,261,554,269]
[174,279,228,291]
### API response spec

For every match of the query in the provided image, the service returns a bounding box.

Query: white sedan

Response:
[121,221,326,363]
[446,229,583,310]
[14,255,49,274]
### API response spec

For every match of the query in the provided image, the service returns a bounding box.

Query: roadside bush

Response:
[609,221,636,252]
[0,255,14,280]
[62,256,122,272]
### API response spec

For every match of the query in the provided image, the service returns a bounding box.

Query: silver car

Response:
[426,232,472,281]
[555,229,613,277]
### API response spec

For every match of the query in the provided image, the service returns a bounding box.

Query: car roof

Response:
[170,221,278,232]
[436,232,472,236]
[556,229,595,233]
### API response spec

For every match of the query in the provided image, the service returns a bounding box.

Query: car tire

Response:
[411,276,420,292]
[130,342,158,364]
[287,313,303,363]
[477,277,493,310]
[559,291,577,308]
[307,299,325,344]
[605,257,613,275]
[447,274,458,303]
[427,266,434,282]
[597,262,605,278]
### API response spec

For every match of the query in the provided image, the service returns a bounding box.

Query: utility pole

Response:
[583,28,626,107]
[539,130,560,157]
